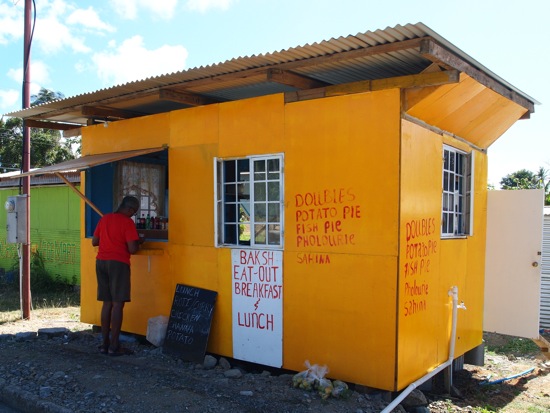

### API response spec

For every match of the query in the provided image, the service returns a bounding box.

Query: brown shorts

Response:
[96,260,131,302]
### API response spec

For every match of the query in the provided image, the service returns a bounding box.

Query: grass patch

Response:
[0,250,80,324]
[486,336,541,356]
[526,406,549,413]
[0,289,80,324]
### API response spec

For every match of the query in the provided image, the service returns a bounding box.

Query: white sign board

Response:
[231,249,283,367]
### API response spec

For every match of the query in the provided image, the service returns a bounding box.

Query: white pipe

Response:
[381,286,463,413]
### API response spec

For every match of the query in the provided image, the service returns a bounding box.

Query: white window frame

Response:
[441,145,474,238]
[214,154,284,249]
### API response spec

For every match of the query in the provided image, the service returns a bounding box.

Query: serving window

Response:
[85,149,168,241]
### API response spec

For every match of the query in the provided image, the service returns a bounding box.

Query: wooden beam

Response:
[54,172,104,217]
[267,69,329,89]
[81,106,145,119]
[285,70,460,103]
[62,128,82,138]
[24,119,81,131]
[159,89,220,106]
[420,39,535,113]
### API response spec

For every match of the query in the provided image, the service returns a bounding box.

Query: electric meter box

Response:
[5,195,28,244]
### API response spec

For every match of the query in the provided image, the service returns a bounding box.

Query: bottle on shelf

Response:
[146,214,151,230]
[140,214,146,229]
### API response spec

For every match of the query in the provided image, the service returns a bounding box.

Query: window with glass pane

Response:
[441,146,472,237]
[216,155,283,248]
[117,161,166,221]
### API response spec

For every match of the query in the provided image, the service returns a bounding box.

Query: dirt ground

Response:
[0,307,549,413]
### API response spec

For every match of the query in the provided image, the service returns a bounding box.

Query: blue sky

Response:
[0,0,547,186]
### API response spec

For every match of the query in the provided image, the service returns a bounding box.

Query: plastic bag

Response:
[317,377,334,399]
[146,315,169,347]
[292,360,329,393]
[292,369,315,390]
[331,380,350,398]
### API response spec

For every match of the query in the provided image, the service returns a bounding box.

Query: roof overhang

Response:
[2,23,537,137]
[0,147,165,180]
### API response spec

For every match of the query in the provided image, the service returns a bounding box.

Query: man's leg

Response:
[100,301,113,349]
[109,301,125,351]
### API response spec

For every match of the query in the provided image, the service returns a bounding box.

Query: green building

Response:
[0,173,81,285]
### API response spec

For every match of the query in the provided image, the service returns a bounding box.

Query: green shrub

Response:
[8,250,73,294]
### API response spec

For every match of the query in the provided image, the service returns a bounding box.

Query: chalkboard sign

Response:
[163,284,217,362]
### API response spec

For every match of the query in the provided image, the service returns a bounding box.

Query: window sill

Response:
[216,244,283,250]
[137,229,168,241]
[441,235,468,240]
[136,248,165,256]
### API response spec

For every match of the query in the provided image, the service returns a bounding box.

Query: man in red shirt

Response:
[92,196,141,356]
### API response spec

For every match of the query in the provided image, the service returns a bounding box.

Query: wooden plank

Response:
[285,70,459,103]
[267,69,329,89]
[62,127,82,138]
[532,338,549,352]
[420,39,535,113]
[284,88,326,103]
[54,172,104,217]
[81,105,145,119]
[25,119,81,131]
[159,89,220,106]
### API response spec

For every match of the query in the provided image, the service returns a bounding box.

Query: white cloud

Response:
[0,89,20,111]
[110,0,138,20]
[35,11,91,54]
[67,7,115,33]
[0,1,22,44]
[16,1,108,55]
[7,60,50,85]
[185,0,234,13]
[111,0,179,20]
[6,60,51,104]
[92,35,188,85]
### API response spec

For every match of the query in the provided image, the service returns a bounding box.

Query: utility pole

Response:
[21,0,32,319]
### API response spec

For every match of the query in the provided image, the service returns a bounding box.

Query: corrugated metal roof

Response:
[0,147,166,181]
[3,23,538,127]
[0,171,80,187]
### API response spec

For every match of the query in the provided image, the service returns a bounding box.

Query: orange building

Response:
[5,23,536,391]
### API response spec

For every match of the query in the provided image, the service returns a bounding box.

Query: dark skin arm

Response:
[127,240,140,254]
[91,236,140,253]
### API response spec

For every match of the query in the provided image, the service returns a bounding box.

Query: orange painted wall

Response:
[397,120,487,389]
[283,91,401,390]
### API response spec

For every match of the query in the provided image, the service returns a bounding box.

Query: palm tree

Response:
[500,167,550,205]
[533,167,549,192]
[31,88,64,106]
[0,88,76,169]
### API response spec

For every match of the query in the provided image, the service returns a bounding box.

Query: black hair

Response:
[120,196,140,211]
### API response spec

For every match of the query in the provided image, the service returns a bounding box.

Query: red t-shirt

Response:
[94,212,139,265]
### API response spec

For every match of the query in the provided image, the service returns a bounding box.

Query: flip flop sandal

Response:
[98,344,109,355]
[108,347,135,357]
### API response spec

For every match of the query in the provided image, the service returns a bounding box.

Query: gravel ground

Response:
[0,309,548,413]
